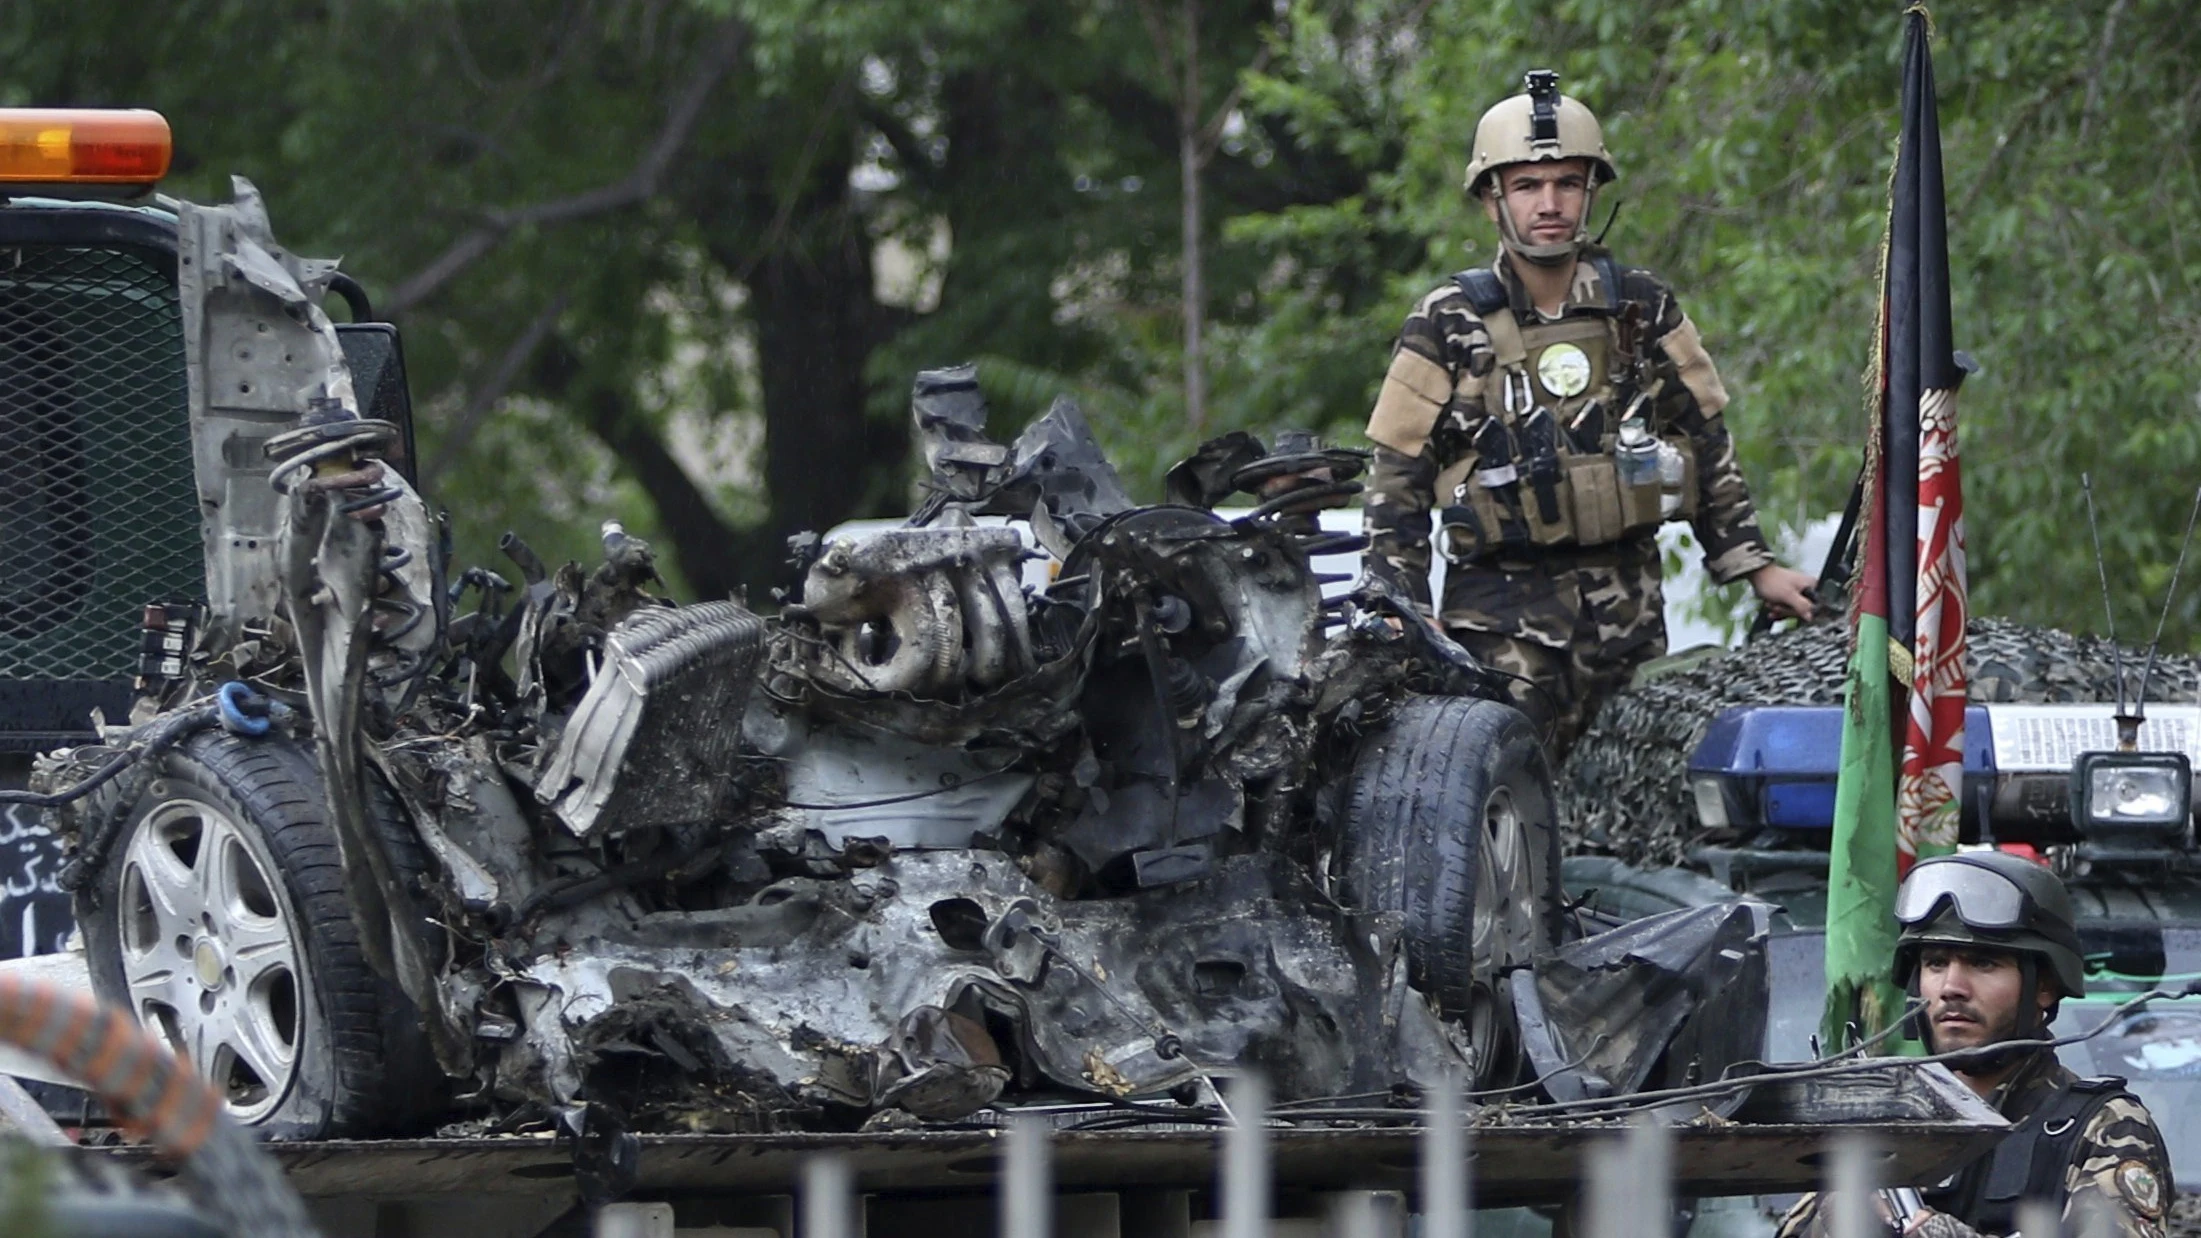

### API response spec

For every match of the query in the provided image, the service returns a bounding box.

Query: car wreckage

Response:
[17,183,1800,1152]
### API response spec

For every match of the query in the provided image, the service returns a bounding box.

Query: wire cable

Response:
[777,759,1024,811]
[1488,982,2190,1123]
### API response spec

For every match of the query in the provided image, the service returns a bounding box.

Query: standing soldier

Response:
[1777,852,2175,1236]
[1361,69,1815,759]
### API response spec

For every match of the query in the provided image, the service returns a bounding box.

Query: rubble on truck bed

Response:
[47,254,1764,1142]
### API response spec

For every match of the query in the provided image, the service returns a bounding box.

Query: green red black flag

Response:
[1822,4,1970,1048]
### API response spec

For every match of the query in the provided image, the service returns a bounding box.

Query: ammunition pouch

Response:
[1436,456,1524,562]
[1431,262,1705,564]
[1435,439,1686,565]
[1569,454,1628,546]
[1666,443,1700,521]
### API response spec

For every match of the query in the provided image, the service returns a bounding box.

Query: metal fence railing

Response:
[588,1072,2125,1238]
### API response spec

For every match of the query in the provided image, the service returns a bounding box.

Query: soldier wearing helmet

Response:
[1360,70,1816,759]
[1777,853,2174,1237]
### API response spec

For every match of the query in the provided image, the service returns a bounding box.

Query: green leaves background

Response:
[5,0,2195,643]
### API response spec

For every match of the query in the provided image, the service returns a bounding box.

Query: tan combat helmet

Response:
[1465,70,1616,266]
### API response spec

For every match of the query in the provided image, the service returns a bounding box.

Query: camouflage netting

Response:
[2171,1191,2201,1238]
[1559,616,2201,869]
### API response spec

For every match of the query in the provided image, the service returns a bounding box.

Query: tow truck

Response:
[0,109,410,962]
[0,109,2127,1237]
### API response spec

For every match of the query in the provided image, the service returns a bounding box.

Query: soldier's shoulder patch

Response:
[1415,280,1476,316]
[2115,1159,2165,1218]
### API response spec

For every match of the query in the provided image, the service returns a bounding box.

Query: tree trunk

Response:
[744,225,896,548]
[684,100,909,600]
[1179,0,1207,434]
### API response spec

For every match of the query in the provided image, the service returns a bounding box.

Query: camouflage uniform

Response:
[1362,249,1775,757]
[1774,1051,2175,1237]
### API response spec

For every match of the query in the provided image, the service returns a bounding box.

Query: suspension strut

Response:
[266,399,428,691]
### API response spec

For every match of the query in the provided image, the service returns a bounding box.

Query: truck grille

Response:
[0,243,204,681]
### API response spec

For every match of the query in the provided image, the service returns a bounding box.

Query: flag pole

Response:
[1822,2,1967,1052]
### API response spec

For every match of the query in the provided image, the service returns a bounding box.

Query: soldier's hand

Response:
[1749,564,1818,622]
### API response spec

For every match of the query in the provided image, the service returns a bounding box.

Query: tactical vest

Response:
[1923,1074,2131,1234]
[1434,259,1698,564]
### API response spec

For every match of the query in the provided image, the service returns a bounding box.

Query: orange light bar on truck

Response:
[0,109,171,185]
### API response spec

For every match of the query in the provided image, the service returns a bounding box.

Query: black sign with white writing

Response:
[0,798,71,958]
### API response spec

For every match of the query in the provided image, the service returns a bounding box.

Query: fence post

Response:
[1583,1117,1671,1238]
[1221,1075,1271,1238]
[803,1155,855,1238]
[1421,1071,1470,1238]
[1002,1113,1052,1238]
[1827,1134,1880,1238]
[2017,1199,2062,1238]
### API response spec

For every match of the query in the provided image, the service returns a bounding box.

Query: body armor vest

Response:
[1924,1073,2128,1234]
[1435,259,1698,563]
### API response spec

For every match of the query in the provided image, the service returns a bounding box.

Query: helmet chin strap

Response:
[1492,180,1600,267]
[2013,957,2040,1039]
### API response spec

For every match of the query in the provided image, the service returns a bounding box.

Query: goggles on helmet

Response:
[1892,857,2036,931]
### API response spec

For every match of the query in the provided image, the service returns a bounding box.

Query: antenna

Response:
[2081,474,2130,720]
[2135,484,2201,710]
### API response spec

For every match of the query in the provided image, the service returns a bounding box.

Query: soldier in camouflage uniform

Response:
[1777,853,2174,1237]
[1361,70,1815,758]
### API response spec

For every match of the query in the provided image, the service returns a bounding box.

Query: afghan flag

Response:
[1822,6,1970,1050]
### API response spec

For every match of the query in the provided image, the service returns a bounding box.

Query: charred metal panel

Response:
[749,712,1034,850]
[501,853,1467,1128]
[1515,900,1773,1113]
[176,178,358,639]
[537,601,766,838]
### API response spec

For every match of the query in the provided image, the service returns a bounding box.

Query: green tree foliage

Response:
[2,0,2195,645]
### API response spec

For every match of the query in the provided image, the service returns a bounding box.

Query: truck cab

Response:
[0,110,412,960]
[0,113,204,958]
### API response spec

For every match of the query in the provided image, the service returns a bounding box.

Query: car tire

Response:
[77,730,444,1139]
[1335,694,1562,1082]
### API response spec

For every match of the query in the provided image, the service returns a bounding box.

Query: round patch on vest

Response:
[1536,341,1592,398]
[2115,1160,2163,1217]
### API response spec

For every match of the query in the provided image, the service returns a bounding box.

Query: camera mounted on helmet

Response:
[1525,69,1562,146]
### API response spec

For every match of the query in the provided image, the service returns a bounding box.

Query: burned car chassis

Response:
[38,189,1612,1144]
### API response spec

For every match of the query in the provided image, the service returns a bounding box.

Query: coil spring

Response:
[267,421,404,513]
[367,544,430,690]
[266,419,422,690]
[1237,478,1372,563]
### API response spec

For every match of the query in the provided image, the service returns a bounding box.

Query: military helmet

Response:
[1463,69,1618,198]
[1892,851,2088,999]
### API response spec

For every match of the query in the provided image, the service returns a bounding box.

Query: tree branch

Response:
[1193,40,1276,165]
[533,332,754,602]
[2078,0,2128,144]
[730,74,856,287]
[855,95,940,196]
[419,291,571,487]
[384,18,748,315]
[1962,76,2077,209]
[1133,0,1184,99]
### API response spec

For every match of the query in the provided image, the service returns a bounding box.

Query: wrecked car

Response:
[29,185,1592,1139]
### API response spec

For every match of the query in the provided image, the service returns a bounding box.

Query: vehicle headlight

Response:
[2070,752,2193,836]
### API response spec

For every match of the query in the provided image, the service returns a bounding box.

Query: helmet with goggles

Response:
[1892,851,2087,999]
